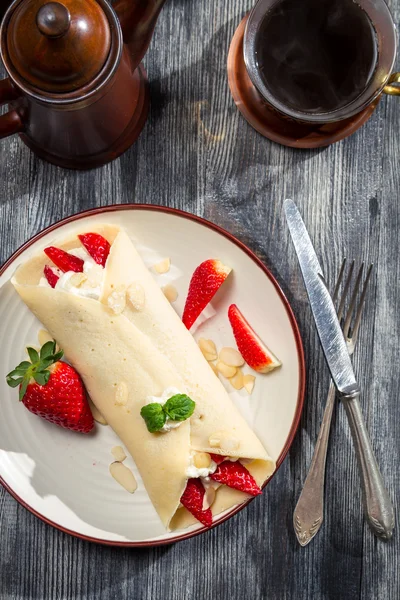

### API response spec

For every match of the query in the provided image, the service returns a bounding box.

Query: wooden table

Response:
[1,1,399,598]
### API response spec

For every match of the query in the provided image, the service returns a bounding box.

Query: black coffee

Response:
[255,0,377,113]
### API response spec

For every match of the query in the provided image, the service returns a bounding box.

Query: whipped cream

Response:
[186,452,217,479]
[146,386,185,433]
[41,247,105,300]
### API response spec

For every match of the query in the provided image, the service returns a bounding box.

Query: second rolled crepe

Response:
[12,225,275,530]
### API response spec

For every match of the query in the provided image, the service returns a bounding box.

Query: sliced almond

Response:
[209,362,219,376]
[162,284,178,303]
[216,361,237,378]
[202,486,216,510]
[243,374,256,395]
[107,285,127,315]
[193,452,211,469]
[111,446,127,462]
[208,432,222,448]
[202,350,218,362]
[153,258,170,274]
[109,462,137,493]
[38,329,54,347]
[115,381,128,406]
[88,396,107,425]
[69,272,87,288]
[230,368,244,390]
[220,437,240,452]
[198,338,217,355]
[219,347,245,367]
[127,282,145,311]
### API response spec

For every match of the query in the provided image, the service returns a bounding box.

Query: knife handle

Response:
[342,396,395,540]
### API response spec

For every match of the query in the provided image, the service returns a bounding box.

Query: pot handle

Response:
[0,78,24,139]
[383,73,400,96]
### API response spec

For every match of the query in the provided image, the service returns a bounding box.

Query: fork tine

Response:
[343,263,364,338]
[332,259,346,303]
[350,264,373,344]
[337,260,355,321]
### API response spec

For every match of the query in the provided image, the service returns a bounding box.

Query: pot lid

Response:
[6,0,111,93]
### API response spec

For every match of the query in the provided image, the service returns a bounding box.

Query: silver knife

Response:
[284,199,394,540]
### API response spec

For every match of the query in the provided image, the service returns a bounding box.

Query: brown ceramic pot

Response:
[0,0,167,168]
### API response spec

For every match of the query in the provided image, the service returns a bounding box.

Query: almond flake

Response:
[230,368,244,390]
[153,258,170,274]
[202,350,218,362]
[208,433,222,448]
[202,486,216,510]
[243,374,256,395]
[69,272,87,288]
[127,282,145,311]
[162,284,178,303]
[115,381,128,406]
[193,452,211,469]
[220,437,240,452]
[216,361,237,378]
[88,396,107,425]
[209,362,219,376]
[111,446,127,462]
[219,347,245,367]
[198,338,217,355]
[109,462,137,493]
[107,285,127,315]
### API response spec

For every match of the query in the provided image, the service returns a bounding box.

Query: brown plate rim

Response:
[0,203,306,547]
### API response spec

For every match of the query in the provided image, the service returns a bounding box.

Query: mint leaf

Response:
[163,394,195,421]
[140,403,166,433]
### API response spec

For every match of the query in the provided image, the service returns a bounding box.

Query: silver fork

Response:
[293,260,395,545]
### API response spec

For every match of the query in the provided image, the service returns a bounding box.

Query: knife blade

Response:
[284,199,360,399]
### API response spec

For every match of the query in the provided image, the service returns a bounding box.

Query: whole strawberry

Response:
[6,341,94,433]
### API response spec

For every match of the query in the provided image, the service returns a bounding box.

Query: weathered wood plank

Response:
[1,0,399,598]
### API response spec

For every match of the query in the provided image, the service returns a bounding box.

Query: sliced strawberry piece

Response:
[210,461,262,496]
[78,233,111,267]
[180,478,212,526]
[44,265,60,288]
[44,247,84,273]
[182,259,232,329]
[228,304,281,373]
[210,453,226,465]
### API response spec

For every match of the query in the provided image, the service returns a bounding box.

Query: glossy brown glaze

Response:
[0,0,167,168]
[228,16,381,148]
[112,0,167,69]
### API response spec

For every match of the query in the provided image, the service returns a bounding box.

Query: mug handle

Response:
[383,73,400,96]
[0,78,24,139]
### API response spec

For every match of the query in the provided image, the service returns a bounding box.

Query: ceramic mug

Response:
[243,0,400,125]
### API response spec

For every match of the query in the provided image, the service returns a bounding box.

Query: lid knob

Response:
[36,2,71,39]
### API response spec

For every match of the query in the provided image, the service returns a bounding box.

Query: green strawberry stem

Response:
[6,341,64,401]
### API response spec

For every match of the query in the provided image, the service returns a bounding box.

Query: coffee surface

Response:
[255,0,377,113]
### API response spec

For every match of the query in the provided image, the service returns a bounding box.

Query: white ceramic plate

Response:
[0,206,305,546]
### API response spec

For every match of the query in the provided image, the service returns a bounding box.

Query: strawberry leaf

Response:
[6,375,24,388]
[33,371,50,386]
[40,341,56,359]
[27,347,39,364]
[19,378,29,402]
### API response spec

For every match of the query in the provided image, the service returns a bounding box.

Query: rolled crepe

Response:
[12,225,275,530]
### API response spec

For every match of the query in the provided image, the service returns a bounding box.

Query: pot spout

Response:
[112,0,167,69]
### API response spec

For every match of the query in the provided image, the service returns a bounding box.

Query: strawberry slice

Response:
[43,265,60,288]
[44,247,84,273]
[228,304,281,373]
[182,259,232,329]
[180,478,213,526]
[210,461,262,496]
[210,453,226,465]
[78,233,111,267]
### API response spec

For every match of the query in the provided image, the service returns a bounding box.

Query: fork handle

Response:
[293,381,336,546]
[342,396,395,540]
